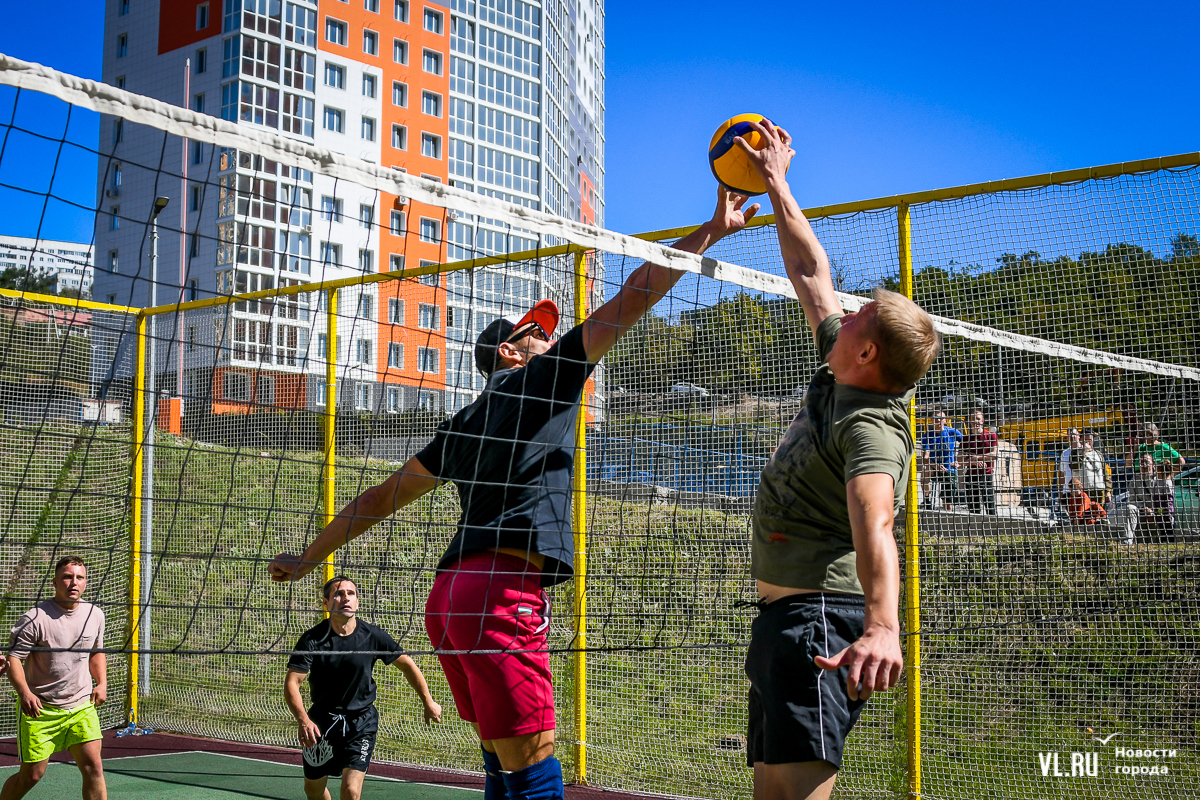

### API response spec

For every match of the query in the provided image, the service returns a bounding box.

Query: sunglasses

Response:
[506,323,549,344]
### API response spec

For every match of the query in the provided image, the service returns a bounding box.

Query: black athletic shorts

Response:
[301,705,379,780]
[745,593,867,768]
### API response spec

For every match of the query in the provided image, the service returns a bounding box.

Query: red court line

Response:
[0,729,662,800]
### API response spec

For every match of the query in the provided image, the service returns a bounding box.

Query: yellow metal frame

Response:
[127,314,147,725]
[9,146,1185,777]
[323,289,339,591]
[571,250,589,784]
[898,204,922,799]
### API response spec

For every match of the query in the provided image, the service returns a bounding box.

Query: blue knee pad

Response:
[501,755,564,800]
[481,747,508,800]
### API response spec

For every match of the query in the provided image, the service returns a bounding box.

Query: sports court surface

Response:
[0,731,635,799]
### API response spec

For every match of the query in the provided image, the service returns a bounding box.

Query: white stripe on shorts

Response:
[819,594,828,762]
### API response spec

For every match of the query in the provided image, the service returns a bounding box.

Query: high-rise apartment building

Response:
[0,236,95,297]
[94,0,603,415]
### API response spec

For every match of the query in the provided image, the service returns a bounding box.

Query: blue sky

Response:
[1,1,1197,241]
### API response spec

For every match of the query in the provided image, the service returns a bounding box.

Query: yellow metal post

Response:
[571,249,589,784]
[898,204,922,799]
[323,289,338,590]
[127,314,147,725]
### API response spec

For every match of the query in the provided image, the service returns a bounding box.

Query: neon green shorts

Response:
[17,701,102,763]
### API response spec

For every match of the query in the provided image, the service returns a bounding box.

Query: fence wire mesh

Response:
[1,65,1199,800]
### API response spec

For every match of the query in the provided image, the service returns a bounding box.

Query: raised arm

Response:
[734,121,841,339]
[580,187,759,363]
[814,473,903,701]
[268,456,439,582]
[393,654,442,724]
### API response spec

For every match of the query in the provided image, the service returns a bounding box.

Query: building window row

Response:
[476,146,538,196]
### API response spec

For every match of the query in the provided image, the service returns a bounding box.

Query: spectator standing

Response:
[1136,423,1186,478]
[1059,428,1083,490]
[1128,454,1175,542]
[1072,431,1112,506]
[920,411,962,511]
[960,410,998,515]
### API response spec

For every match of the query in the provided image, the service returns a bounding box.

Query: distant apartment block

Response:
[0,235,95,297]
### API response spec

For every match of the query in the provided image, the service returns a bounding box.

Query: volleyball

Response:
[707,113,787,196]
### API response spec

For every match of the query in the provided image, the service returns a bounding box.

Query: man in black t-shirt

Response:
[284,576,441,800]
[270,187,760,800]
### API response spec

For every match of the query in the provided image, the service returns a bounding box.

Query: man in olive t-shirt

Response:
[733,122,941,800]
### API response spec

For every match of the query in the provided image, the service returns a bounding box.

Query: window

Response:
[191,140,204,164]
[190,232,200,256]
[191,185,202,211]
[358,248,374,271]
[423,8,443,34]
[359,204,374,229]
[320,241,342,266]
[108,294,117,305]
[317,334,328,358]
[117,34,128,58]
[391,81,407,107]
[284,49,316,91]
[192,93,205,113]
[188,279,198,302]
[421,90,442,117]
[394,0,409,22]
[119,0,129,15]
[238,81,280,127]
[421,132,441,159]
[355,384,371,410]
[418,347,439,374]
[389,254,405,272]
[361,116,376,141]
[359,294,373,318]
[393,39,408,64]
[320,196,344,221]
[391,124,407,150]
[418,261,439,285]
[386,386,400,412]
[365,0,379,12]
[362,73,377,98]
[282,93,315,135]
[315,379,326,405]
[387,298,404,324]
[225,373,249,402]
[418,390,438,411]
[422,49,442,75]
[387,343,403,368]
[108,251,118,273]
[323,106,344,132]
[196,48,208,74]
[196,2,209,29]
[285,4,318,45]
[109,207,120,231]
[418,303,439,330]
[325,18,347,45]
[115,75,125,89]
[389,210,406,235]
[363,29,378,56]
[324,62,345,88]
[419,217,441,243]
[356,340,371,364]
[112,119,124,146]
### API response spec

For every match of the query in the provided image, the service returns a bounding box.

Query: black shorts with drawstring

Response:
[301,705,378,779]
[745,593,867,768]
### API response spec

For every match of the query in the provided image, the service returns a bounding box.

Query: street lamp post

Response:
[142,196,169,695]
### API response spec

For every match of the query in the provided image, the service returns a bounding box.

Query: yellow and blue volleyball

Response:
[708,113,786,196]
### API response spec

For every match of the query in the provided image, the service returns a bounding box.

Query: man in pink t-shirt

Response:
[960,410,999,515]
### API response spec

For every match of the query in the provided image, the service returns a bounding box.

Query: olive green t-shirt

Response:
[751,313,915,594]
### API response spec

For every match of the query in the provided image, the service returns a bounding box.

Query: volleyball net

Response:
[0,53,1198,799]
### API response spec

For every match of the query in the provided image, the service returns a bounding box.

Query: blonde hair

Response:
[868,287,941,390]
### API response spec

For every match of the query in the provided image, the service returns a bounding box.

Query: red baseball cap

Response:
[511,299,560,340]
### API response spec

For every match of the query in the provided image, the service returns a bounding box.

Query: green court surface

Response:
[0,751,478,799]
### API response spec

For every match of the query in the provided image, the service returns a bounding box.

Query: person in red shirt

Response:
[1064,478,1107,524]
[959,410,999,515]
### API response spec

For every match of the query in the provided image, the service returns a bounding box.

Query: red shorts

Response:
[424,551,555,740]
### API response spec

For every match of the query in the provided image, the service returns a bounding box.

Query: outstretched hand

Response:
[268,553,311,582]
[709,186,760,238]
[813,626,903,702]
[733,119,795,192]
